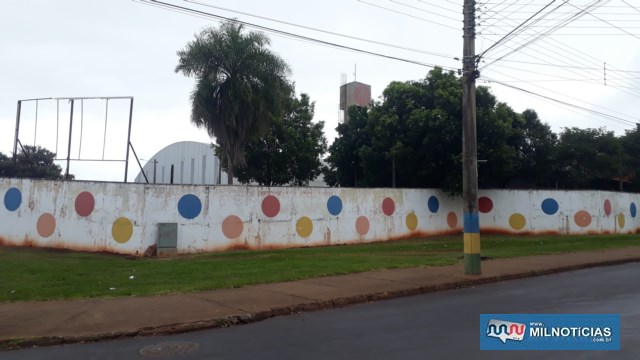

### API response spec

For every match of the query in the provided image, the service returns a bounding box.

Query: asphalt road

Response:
[4,263,640,359]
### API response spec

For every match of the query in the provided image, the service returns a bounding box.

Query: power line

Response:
[184,0,458,60]
[480,69,640,125]
[480,1,605,67]
[482,63,640,91]
[479,78,629,131]
[478,0,561,58]
[134,0,458,71]
[477,25,640,95]
[623,0,640,14]
[357,0,460,30]
[478,8,640,90]
[388,0,461,21]
[481,32,640,35]
[482,76,638,127]
[414,0,460,14]
[564,0,640,41]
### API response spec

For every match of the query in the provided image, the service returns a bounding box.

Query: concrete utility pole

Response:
[462,0,480,274]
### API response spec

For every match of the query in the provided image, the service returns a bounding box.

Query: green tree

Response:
[556,127,622,189]
[323,106,372,187]
[326,67,538,193]
[620,124,640,191]
[0,146,66,180]
[325,68,465,190]
[217,93,327,186]
[175,21,291,184]
[509,109,558,188]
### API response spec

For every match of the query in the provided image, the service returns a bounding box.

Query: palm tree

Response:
[175,21,291,184]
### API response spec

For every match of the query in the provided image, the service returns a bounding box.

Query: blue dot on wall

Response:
[428,196,439,213]
[541,198,559,215]
[4,187,22,212]
[631,203,637,218]
[178,194,202,219]
[327,195,343,216]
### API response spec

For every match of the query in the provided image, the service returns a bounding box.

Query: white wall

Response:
[1,178,639,255]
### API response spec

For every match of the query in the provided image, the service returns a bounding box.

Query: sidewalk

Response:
[2,247,640,349]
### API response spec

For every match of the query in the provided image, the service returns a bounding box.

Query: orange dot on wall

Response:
[222,215,244,239]
[356,216,370,235]
[37,213,56,238]
[574,210,592,228]
[447,212,458,228]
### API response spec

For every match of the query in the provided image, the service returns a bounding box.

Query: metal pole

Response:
[65,100,75,180]
[462,0,480,274]
[103,99,109,160]
[78,99,84,159]
[13,101,21,163]
[124,98,134,183]
[153,159,157,184]
[34,99,39,145]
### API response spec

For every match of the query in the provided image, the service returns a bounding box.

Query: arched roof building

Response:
[134,141,229,185]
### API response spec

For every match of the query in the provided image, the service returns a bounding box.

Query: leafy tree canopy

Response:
[216,92,327,186]
[325,67,627,192]
[0,146,67,180]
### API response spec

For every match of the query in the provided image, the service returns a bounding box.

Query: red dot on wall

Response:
[478,196,493,213]
[604,199,612,216]
[261,195,280,218]
[382,197,395,216]
[75,191,95,217]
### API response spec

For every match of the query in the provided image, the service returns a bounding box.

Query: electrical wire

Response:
[481,1,605,67]
[415,0,460,14]
[480,68,640,125]
[564,0,640,41]
[478,8,640,91]
[623,0,640,14]
[357,0,459,30]
[482,76,638,127]
[184,0,458,60]
[478,0,561,58]
[388,0,461,21]
[134,0,458,71]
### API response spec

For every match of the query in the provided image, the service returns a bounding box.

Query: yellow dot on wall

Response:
[509,213,526,231]
[112,217,133,244]
[406,213,418,231]
[296,216,313,238]
[618,213,625,229]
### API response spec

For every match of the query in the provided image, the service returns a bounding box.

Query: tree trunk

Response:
[227,165,234,185]
[392,155,396,188]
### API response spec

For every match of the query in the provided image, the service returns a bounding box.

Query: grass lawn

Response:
[1,234,639,302]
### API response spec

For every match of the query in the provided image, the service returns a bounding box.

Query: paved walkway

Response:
[2,247,640,348]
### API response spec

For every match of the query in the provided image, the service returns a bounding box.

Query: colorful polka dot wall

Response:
[2,180,640,255]
[1,186,141,245]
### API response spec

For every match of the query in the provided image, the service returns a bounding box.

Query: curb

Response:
[2,256,639,351]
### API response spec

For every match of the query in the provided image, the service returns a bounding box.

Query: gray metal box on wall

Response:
[157,223,177,257]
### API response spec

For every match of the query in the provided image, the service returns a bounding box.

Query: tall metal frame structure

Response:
[13,96,135,182]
